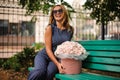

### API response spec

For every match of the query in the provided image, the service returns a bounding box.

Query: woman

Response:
[28,5,74,80]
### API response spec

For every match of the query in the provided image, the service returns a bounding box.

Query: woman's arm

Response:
[44,25,64,73]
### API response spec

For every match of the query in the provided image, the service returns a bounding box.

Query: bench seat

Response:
[55,40,120,80]
[28,67,120,80]
[28,40,120,80]
[28,67,34,71]
[55,72,120,80]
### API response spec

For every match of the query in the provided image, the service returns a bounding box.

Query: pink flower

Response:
[55,41,88,60]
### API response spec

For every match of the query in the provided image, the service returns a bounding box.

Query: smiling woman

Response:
[27,5,74,80]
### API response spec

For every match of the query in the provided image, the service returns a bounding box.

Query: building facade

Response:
[0,0,119,58]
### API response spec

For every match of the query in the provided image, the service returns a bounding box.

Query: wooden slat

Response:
[88,51,120,57]
[83,63,120,72]
[56,73,87,80]
[78,40,120,45]
[84,46,120,51]
[55,72,120,80]
[85,57,120,65]
[80,72,120,80]
[28,67,34,71]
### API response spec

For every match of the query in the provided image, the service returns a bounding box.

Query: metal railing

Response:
[0,0,120,58]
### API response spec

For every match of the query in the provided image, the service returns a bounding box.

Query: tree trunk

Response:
[101,22,105,40]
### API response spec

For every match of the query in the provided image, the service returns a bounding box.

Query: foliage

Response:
[0,59,7,67]
[1,43,44,71]
[32,42,44,51]
[2,56,21,71]
[83,0,120,24]
[18,0,75,15]
[2,47,35,71]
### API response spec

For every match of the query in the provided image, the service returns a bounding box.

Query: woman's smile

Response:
[53,7,64,21]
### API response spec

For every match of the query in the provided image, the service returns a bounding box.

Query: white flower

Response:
[55,41,88,60]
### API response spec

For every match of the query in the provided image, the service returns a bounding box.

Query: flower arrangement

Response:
[55,41,88,60]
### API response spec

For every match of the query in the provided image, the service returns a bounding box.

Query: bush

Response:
[0,59,7,67]
[2,47,35,71]
[2,43,44,71]
[2,56,21,71]
[32,42,44,52]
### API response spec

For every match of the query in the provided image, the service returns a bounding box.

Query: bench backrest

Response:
[78,40,120,73]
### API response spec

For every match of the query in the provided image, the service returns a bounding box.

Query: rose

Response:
[55,41,88,60]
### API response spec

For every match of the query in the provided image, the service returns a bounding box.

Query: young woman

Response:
[28,5,74,80]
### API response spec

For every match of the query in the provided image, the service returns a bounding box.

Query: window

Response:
[0,20,9,35]
[9,23,18,35]
[19,21,35,36]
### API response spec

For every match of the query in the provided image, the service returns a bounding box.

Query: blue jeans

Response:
[28,51,58,80]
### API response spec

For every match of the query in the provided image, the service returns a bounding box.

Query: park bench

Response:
[28,40,120,80]
[55,40,120,80]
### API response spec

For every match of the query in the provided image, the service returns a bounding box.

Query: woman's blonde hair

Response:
[49,5,73,33]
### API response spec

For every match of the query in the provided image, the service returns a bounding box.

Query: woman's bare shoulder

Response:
[46,24,52,30]
[45,25,52,33]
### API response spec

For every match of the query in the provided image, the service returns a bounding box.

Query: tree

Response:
[83,0,120,40]
[18,0,75,15]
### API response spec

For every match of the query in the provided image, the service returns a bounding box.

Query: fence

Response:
[71,10,120,40]
[0,0,36,58]
[0,0,120,58]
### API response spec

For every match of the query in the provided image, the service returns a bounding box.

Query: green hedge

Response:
[0,43,44,71]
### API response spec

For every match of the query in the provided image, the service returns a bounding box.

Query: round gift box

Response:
[61,58,82,74]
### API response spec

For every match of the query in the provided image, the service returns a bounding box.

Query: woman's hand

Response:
[57,62,65,74]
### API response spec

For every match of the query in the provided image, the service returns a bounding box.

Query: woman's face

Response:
[53,6,64,22]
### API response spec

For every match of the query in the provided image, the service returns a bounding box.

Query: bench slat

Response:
[88,51,120,57]
[78,40,120,45]
[83,63,120,72]
[83,46,120,51]
[85,56,120,65]
[28,67,34,71]
[55,72,120,80]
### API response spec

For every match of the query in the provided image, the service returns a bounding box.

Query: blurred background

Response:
[0,0,120,58]
[0,0,120,80]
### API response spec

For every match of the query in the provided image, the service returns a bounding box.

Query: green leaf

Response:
[18,0,75,18]
[83,0,120,24]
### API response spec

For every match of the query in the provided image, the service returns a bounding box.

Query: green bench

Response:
[55,40,120,80]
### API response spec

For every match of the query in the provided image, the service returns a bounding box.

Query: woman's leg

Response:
[46,61,58,80]
[28,53,48,80]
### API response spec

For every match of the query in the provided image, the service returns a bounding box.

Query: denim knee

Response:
[28,68,46,80]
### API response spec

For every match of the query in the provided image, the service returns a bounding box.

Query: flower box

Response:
[55,41,88,74]
[61,58,82,74]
